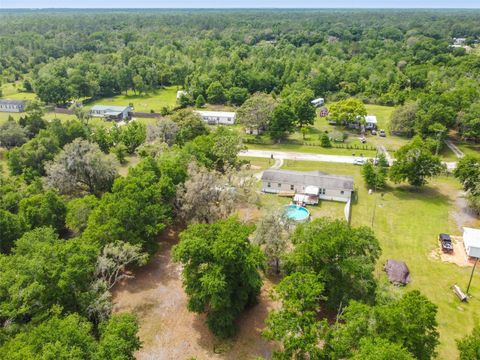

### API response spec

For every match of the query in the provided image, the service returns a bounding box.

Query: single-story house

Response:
[0,99,27,113]
[90,105,132,121]
[463,227,480,258]
[311,98,325,107]
[195,110,236,125]
[245,126,265,135]
[345,115,377,130]
[261,169,354,203]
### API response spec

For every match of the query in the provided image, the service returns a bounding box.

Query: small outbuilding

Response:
[463,227,480,258]
[311,98,325,107]
[384,259,411,286]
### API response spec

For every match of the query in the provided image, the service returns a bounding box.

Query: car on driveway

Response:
[439,233,453,253]
[379,129,386,137]
[353,158,366,165]
[371,129,377,135]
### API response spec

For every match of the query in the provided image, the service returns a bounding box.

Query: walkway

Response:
[445,140,465,159]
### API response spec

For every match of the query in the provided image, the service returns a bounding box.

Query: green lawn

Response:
[89,86,179,113]
[266,159,480,359]
[455,141,480,158]
[1,82,37,101]
[246,142,377,156]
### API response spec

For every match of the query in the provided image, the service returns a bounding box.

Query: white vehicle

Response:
[353,158,366,165]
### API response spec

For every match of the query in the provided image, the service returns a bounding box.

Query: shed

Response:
[463,227,480,258]
[311,98,325,107]
[384,259,411,286]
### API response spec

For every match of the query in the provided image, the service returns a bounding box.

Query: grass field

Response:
[266,159,480,359]
[455,141,480,158]
[1,82,37,101]
[89,86,179,113]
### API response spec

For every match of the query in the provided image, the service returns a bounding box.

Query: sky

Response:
[1,0,480,8]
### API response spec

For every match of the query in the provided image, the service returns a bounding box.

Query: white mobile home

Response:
[464,227,480,258]
[261,169,354,203]
[0,99,27,113]
[90,105,132,121]
[195,110,236,125]
[311,98,325,107]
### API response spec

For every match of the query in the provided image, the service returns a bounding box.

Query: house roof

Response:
[195,110,236,118]
[0,99,27,106]
[311,97,324,103]
[261,169,354,191]
[464,227,480,258]
[365,115,377,124]
[91,105,130,112]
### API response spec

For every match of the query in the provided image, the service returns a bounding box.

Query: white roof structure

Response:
[91,105,130,112]
[463,227,480,258]
[195,110,236,118]
[304,185,320,196]
[365,115,377,124]
[311,98,324,105]
[176,90,187,99]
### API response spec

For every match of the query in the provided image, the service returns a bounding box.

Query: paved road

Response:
[240,149,458,170]
[240,149,373,165]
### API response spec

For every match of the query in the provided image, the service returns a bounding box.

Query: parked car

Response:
[371,129,377,135]
[439,233,453,253]
[353,158,366,165]
[379,129,386,137]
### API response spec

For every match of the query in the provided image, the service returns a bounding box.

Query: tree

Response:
[95,241,148,290]
[288,91,317,130]
[66,195,99,235]
[112,142,128,164]
[72,105,92,125]
[176,163,258,223]
[263,272,326,359]
[170,109,209,145]
[0,119,28,149]
[82,157,173,253]
[320,132,332,147]
[146,119,179,146]
[206,81,227,104]
[326,290,439,360]
[18,191,66,232]
[454,155,480,195]
[45,139,118,196]
[0,310,97,359]
[389,136,445,187]
[353,338,414,360]
[460,102,480,141]
[327,98,367,126]
[389,102,418,137]
[0,209,24,253]
[362,157,388,190]
[228,87,249,106]
[269,102,296,142]
[95,313,141,360]
[178,93,193,108]
[195,94,206,108]
[173,217,265,337]
[253,211,292,274]
[120,121,146,154]
[0,227,98,321]
[457,325,480,360]
[284,218,381,309]
[236,92,276,133]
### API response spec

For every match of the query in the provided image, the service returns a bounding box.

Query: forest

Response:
[1,9,480,359]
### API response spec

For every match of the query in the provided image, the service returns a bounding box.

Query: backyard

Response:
[113,157,480,359]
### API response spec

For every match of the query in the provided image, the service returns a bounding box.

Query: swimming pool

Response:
[284,204,310,222]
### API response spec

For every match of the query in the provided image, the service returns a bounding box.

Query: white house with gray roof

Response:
[261,169,354,202]
[0,99,27,113]
[194,110,236,125]
[90,105,132,121]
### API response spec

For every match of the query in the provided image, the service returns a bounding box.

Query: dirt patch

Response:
[451,191,479,231]
[434,236,478,268]
[112,227,279,360]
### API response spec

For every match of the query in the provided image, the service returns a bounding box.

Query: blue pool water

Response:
[284,204,310,221]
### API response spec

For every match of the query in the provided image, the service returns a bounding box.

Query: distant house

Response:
[453,37,467,46]
[365,115,377,130]
[0,99,27,113]
[176,90,188,100]
[311,98,325,107]
[261,169,354,203]
[463,227,480,258]
[195,110,236,125]
[90,105,132,121]
[245,126,265,135]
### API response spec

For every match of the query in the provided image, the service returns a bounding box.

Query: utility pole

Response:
[467,257,479,294]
